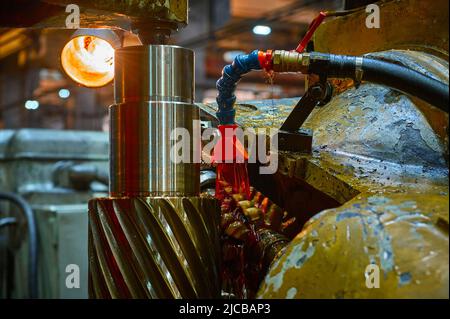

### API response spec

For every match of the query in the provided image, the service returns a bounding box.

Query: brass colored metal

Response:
[272,50,309,74]
[88,196,221,298]
[109,45,200,197]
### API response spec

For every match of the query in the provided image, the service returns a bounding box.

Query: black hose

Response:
[308,52,449,113]
[0,192,38,299]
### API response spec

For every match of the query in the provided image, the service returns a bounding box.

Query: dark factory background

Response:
[0,0,343,131]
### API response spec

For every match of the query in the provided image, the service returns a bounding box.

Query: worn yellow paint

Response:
[254,78,449,298]
[198,0,449,298]
[314,0,449,59]
[257,192,449,298]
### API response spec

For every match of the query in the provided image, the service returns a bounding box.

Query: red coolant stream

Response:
[213,124,250,200]
[212,11,331,297]
[213,10,329,201]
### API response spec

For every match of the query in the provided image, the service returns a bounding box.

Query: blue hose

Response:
[216,50,261,124]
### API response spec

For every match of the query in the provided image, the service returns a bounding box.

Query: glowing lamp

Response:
[61,29,121,88]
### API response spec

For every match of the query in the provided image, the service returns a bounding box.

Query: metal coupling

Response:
[110,45,200,197]
[272,50,310,73]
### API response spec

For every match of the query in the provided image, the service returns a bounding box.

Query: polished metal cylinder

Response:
[110,45,200,197]
[114,45,194,104]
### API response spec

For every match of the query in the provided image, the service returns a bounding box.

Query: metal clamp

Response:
[277,81,333,153]
[354,57,364,88]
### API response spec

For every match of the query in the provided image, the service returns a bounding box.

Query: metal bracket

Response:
[277,128,313,153]
[277,81,332,153]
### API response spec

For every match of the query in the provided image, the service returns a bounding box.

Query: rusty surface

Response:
[0,0,187,31]
[314,0,449,59]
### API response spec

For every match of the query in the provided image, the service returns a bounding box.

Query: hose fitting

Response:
[272,50,310,73]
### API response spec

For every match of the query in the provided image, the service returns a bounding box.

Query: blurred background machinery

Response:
[0,129,108,298]
[0,0,448,299]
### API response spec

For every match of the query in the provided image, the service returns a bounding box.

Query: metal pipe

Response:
[0,217,17,228]
[90,45,221,299]
[0,192,38,299]
[110,45,200,197]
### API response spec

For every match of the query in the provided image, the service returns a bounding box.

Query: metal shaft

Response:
[90,45,221,299]
[110,45,200,197]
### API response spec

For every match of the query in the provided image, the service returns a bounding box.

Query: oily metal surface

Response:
[296,49,449,201]
[314,0,449,151]
[88,196,221,298]
[199,50,449,204]
[258,65,448,297]
[257,85,449,297]
[197,48,450,298]
[257,192,449,298]
[109,102,200,197]
[114,45,194,104]
[364,50,449,147]
[110,45,199,197]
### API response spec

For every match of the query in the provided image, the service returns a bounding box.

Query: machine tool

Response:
[0,0,448,299]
